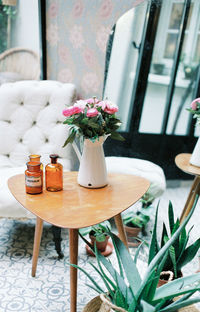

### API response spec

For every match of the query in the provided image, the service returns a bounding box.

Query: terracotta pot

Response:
[157,277,169,287]
[124,225,141,247]
[89,234,109,252]
[85,233,113,257]
[158,271,183,288]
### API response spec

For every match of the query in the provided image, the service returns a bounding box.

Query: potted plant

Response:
[122,210,150,247]
[148,201,200,287]
[79,220,113,256]
[183,63,198,79]
[74,196,200,311]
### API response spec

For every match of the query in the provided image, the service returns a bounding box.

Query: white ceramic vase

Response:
[190,136,200,167]
[72,136,108,188]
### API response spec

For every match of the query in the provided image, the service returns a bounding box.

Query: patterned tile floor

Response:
[1,179,200,311]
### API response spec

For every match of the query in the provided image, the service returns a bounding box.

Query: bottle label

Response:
[25,175,42,187]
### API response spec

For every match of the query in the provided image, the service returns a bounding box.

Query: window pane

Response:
[186,3,193,30]
[194,35,200,62]
[166,60,198,135]
[169,3,184,30]
[103,4,147,132]
[164,33,178,59]
[0,4,9,53]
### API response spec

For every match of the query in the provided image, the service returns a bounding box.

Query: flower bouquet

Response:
[62,97,124,147]
[187,98,200,125]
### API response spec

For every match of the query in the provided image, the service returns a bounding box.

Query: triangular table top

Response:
[8,171,150,229]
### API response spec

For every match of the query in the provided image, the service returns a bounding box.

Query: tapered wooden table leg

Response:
[114,213,128,249]
[32,217,43,277]
[69,229,79,312]
[180,176,200,223]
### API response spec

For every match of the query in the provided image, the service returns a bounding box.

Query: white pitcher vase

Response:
[72,136,108,188]
[190,136,200,167]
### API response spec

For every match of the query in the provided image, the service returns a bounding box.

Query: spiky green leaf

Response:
[148,202,159,264]
[177,238,200,272]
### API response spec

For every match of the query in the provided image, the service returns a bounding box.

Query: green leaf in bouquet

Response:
[87,120,100,129]
[110,132,125,141]
[63,118,74,124]
[81,117,89,125]
[62,129,76,147]
[85,129,93,137]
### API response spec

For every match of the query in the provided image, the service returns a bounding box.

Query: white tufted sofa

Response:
[0,80,77,218]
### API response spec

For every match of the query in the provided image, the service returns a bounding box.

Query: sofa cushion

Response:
[0,166,35,218]
[106,156,166,201]
[0,80,77,169]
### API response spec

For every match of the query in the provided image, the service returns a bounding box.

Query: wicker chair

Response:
[0,47,40,80]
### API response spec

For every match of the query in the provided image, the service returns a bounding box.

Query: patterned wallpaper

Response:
[46,0,145,99]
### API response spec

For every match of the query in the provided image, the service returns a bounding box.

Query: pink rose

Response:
[86,97,99,104]
[63,106,82,117]
[86,108,99,117]
[95,100,106,110]
[104,101,118,114]
[191,98,200,110]
[74,100,87,111]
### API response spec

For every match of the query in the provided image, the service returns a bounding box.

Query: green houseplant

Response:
[73,196,200,311]
[122,210,150,247]
[79,221,112,255]
[148,201,200,284]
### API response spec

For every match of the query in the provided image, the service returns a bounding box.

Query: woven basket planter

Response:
[2,0,17,5]
[83,294,200,312]
[83,294,127,312]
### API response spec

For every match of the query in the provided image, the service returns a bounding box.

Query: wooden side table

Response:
[175,153,200,222]
[8,171,149,312]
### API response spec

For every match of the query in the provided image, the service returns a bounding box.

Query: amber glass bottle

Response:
[25,162,43,194]
[29,154,43,170]
[45,154,63,192]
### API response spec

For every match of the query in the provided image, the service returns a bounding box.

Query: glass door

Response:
[104,0,200,179]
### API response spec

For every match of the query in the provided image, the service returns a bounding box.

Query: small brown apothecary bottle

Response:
[29,154,43,171]
[45,154,63,192]
[25,162,43,194]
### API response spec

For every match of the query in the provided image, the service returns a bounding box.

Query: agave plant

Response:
[148,201,200,279]
[71,196,200,311]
